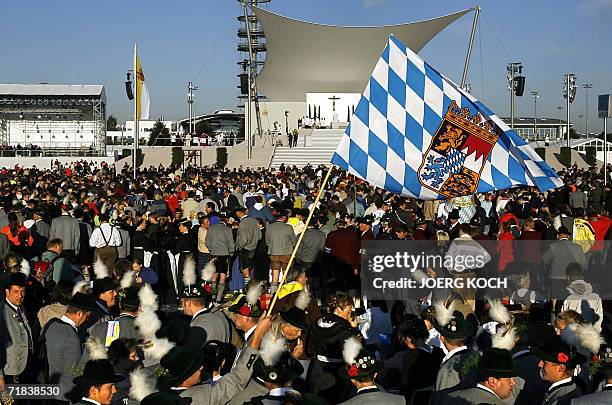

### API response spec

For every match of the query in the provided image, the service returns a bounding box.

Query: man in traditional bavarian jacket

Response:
[0,273,34,386]
[181,281,230,348]
[71,358,125,405]
[430,304,479,405]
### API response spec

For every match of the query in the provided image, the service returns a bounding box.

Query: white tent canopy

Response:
[253,7,472,102]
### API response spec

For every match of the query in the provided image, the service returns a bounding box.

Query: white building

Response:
[107,120,174,144]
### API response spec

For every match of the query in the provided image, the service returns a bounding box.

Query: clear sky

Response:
[1,0,611,133]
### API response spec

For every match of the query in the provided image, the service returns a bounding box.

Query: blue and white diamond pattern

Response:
[331,35,563,200]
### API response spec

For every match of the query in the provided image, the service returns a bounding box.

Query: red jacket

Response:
[326,227,360,266]
[589,215,611,251]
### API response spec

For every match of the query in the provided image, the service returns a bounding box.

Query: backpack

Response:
[33,252,60,290]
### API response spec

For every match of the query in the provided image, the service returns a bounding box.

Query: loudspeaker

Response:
[125,80,134,100]
[514,76,525,97]
[238,74,248,95]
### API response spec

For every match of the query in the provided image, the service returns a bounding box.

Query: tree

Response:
[107,115,118,131]
[148,120,170,146]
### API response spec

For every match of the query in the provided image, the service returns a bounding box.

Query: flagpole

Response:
[133,43,138,180]
[267,165,334,315]
[461,5,480,89]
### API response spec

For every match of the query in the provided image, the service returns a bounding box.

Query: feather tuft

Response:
[492,327,517,350]
[72,280,89,296]
[20,259,30,277]
[246,284,263,306]
[563,323,605,354]
[201,259,216,282]
[182,255,196,287]
[434,300,456,328]
[143,337,174,362]
[120,271,134,290]
[295,287,311,310]
[411,269,428,283]
[488,299,511,324]
[135,306,161,340]
[259,332,287,367]
[129,368,155,402]
[342,337,362,365]
[93,257,110,279]
[86,337,107,360]
[138,284,158,310]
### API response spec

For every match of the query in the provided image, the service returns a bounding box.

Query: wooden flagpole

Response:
[266,165,334,315]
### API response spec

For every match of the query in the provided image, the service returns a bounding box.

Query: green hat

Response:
[93,276,117,296]
[118,286,140,309]
[478,348,522,379]
[340,348,382,381]
[228,295,264,318]
[70,292,95,311]
[434,310,474,340]
[532,336,587,368]
[73,359,125,386]
[253,352,304,385]
[157,346,204,388]
[280,307,307,330]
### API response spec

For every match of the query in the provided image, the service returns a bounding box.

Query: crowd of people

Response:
[0,159,612,404]
[0,144,43,157]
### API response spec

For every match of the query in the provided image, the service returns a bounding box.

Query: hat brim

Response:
[280,311,307,331]
[339,362,383,380]
[479,365,523,379]
[532,346,587,368]
[74,373,125,386]
[253,359,304,384]
[158,349,204,388]
[434,320,474,340]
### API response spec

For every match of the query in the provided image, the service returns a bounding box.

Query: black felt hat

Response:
[532,336,587,368]
[449,209,461,220]
[140,392,190,405]
[179,283,207,299]
[156,319,191,346]
[73,359,125,386]
[594,344,612,369]
[157,346,204,388]
[253,351,304,385]
[478,348,522,378]
[93,276,117,296]
[70,292,95,311]
[6,272,27,287]
[281,307,307,330]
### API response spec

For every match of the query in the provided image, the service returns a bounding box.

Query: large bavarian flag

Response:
[331,35,562,200]
[135,52,150,120]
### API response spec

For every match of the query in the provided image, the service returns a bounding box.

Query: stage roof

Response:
[252,7,472,102]
[0,84,105,101]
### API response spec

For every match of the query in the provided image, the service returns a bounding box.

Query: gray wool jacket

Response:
[236,216,261,251]
[205,223,235,256]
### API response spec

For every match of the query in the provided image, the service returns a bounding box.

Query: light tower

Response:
[583,83,593,137]
[237,0,269,156]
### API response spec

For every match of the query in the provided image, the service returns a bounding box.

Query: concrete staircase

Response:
[270,128,344,168]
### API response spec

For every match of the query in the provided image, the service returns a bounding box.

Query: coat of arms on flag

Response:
[331,35,562,200]
[418,100,499,198]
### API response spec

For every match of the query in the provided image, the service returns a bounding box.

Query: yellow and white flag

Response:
[135,52,150,120]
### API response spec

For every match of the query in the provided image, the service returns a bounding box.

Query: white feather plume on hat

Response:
[138,283,158,310]
[86,337,107,361]
[343,337,362,366]
[295,287,311,310]
[143,337,174,362]
[434,300,456,328]
[201,259,216,283]
[246,284,263,306]
[129,368,155,402]
[119,270,134,290]
[488,299,511,325]
[93,257,110,279]
[72,280,89,297]
[259,332,287,367]
[562,323,605,354]
[182,255,196,287]
[492,327,517,351]
[20,259,30,277]
[411,269,428,283]
[135,305,161,340]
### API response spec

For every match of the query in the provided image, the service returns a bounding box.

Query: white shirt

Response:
[60,315,78,331]
[269,387,298,397]
[5,298,19,312]
[89,223,122,248]
[549,377,573,392]
[441,345,467,365]
[80,398,101,405]
[476,383,500,399]
[356,386,378,394]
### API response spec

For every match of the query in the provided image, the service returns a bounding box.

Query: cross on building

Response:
[328,95,340,112]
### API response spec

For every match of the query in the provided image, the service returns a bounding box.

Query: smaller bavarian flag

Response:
[331,35,562,200]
